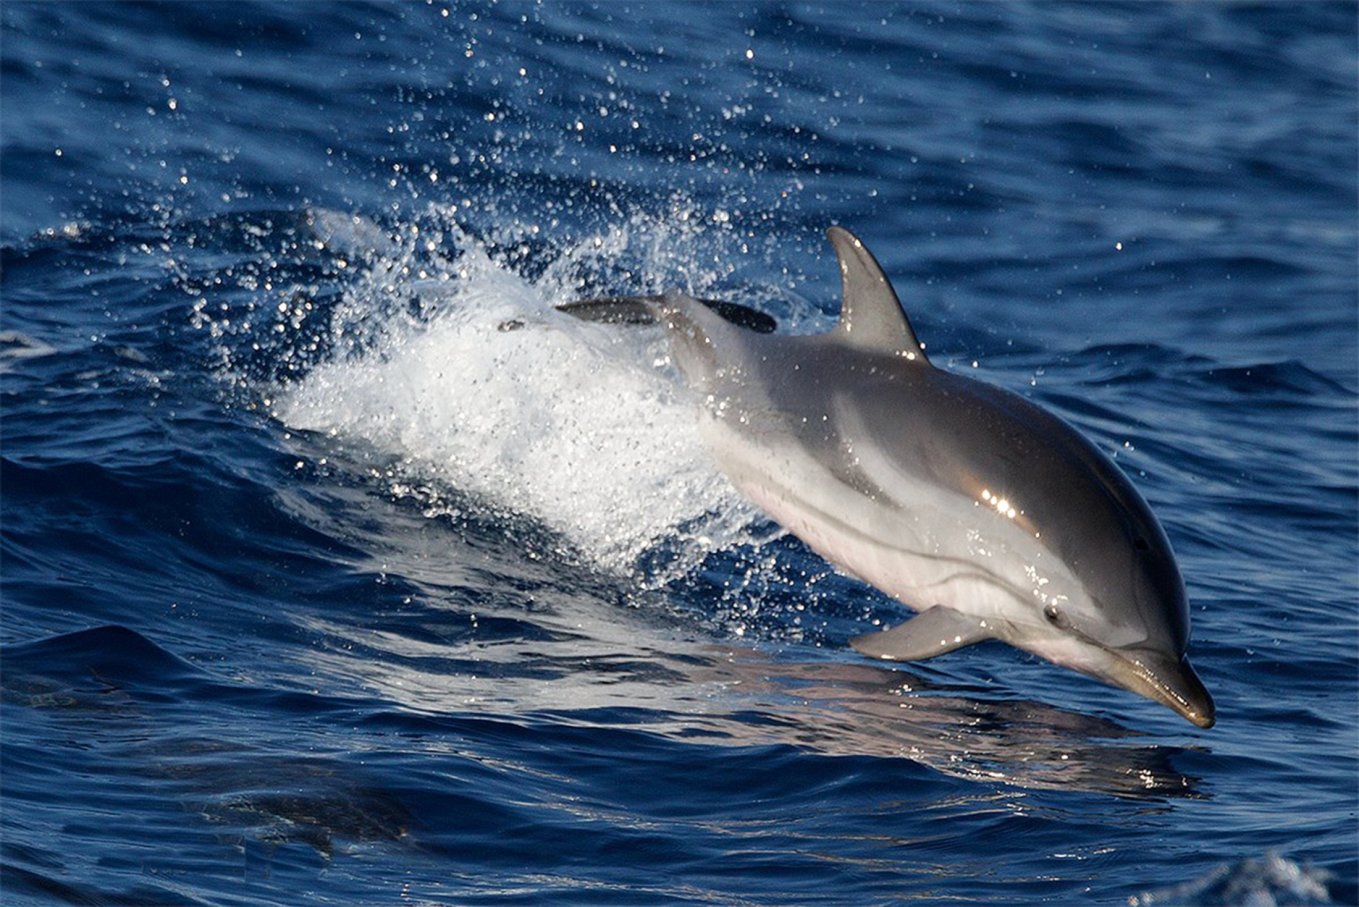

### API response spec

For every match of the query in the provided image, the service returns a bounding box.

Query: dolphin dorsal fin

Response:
[826,226,929,365]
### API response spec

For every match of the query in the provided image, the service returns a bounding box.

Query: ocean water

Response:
[2,2,1356,904]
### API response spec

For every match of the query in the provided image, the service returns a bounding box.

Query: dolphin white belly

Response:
[699,409,1045,630]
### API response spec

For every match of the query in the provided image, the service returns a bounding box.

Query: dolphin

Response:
[561,227,1214,728]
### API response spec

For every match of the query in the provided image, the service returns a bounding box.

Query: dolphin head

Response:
[820,225,1215,728]
[1020,553,1216,729]
[988,417,1216,728]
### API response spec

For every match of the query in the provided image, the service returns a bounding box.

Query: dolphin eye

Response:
[1134,537,1151,553]
[1043,604,1068,628]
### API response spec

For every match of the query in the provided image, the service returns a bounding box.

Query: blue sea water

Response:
[2,2,1356,904]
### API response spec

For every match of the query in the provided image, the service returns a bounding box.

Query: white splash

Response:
[273,207,761,573]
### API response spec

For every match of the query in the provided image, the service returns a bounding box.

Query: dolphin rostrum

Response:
[562,226,1215,728]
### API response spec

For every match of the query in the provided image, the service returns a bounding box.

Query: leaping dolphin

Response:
[561,226,1214,728]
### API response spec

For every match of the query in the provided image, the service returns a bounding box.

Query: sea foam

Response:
[274,207,762,574]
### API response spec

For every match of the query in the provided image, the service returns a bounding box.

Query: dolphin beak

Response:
[1098,648,1216,729]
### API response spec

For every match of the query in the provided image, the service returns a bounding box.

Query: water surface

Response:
[2,3,1355,904]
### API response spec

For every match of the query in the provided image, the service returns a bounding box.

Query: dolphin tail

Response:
[558,295,777,334]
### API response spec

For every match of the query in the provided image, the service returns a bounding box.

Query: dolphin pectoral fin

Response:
[850,606,991,661]
[558,296,777,334]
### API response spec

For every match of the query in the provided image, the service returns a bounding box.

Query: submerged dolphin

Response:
[563,227,1214,728]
